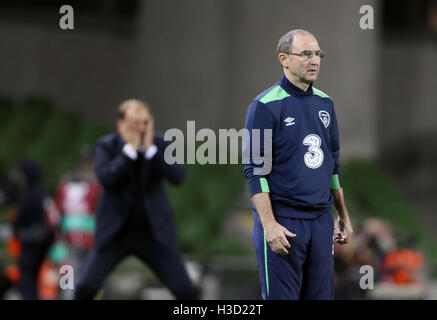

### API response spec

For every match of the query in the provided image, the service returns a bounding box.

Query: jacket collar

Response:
[280,74,313,97]
[115,132,126,151]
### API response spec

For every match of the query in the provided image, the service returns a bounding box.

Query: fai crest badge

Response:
[319,110,330,128]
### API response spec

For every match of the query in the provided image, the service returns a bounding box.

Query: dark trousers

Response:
[18,244,50,300]
[74,229,199,300]
[253,209,335,300]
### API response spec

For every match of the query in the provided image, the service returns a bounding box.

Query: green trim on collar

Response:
[259,85,291,104]
[313,87,331,99]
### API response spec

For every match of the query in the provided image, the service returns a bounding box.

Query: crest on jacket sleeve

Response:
[318,110,330,128]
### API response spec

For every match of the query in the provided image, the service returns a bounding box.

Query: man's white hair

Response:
[277,29,314,54]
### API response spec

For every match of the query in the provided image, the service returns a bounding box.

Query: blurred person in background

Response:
[333,217,425,299]
[53,145,101,300]
[11,160,54,299]
[333,225,369,299]
[0,165,22,298]
[355,218,396,267]
[357,218,424,286]
[75,99,199,300]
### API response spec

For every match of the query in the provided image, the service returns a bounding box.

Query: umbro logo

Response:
[284,117,295,126]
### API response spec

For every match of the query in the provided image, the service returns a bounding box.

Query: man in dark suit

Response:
[75,99,199,300]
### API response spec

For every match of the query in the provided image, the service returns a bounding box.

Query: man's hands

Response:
[331,188,354,245]
[143,115,154,150]
[119,115,154,152]
[264,220,296,255]
[251,192,296,255]
[119,121,141,150]
[334,216,354,245]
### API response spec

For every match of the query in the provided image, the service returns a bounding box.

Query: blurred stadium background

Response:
[1,0,437,299]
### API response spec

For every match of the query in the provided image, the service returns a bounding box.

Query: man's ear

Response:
[116,119,123,132]
[278,53,289,68]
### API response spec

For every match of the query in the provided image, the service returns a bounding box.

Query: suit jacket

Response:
[93,132,185,251]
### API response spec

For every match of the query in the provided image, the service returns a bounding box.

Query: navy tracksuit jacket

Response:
[244,74,342,299]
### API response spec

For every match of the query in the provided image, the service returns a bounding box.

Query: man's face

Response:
[117,106,151,137]
[286,34,321,83]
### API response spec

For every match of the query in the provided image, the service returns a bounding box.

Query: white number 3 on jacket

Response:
[303,134,324,169]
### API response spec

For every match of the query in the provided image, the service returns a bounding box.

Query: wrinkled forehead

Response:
[291,34,320,52]
[125,105,150,120]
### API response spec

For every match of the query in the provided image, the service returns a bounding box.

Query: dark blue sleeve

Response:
[330,103,342,189]
[243,100,275,196]
[151,135,185,186]
[94,140,134,190]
